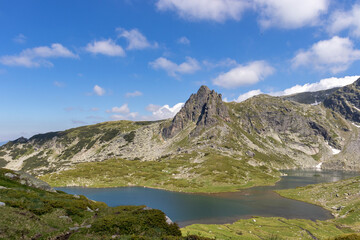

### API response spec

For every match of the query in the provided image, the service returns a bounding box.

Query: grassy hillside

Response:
[40,154,280,193]
[0,168,208,240]
[277,176,360,231]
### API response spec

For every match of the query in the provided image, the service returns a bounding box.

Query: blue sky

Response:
[1,0,360,141]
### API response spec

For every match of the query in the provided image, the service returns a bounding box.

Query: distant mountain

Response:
[1,81,360,192]
[323,78,360,124]
[282,87,340,105]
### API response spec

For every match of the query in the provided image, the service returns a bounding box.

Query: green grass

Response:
[277,176,360,231]
[0,168,209,240]
[182,217,354,240]
[40,153,281,193]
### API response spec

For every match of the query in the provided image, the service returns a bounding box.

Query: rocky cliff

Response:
[162,85,230,138]
[323,78,360,124]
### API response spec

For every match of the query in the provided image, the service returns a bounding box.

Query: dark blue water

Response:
[57,170,359,227]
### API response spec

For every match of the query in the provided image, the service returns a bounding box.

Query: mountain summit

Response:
[162,85,229,138]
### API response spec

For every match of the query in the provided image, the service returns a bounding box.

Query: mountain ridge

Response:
[1,79,360,192]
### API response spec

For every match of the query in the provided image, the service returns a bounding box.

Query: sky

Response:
[1,0,360,142]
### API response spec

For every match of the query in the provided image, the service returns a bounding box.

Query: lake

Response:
[57,170,359,227]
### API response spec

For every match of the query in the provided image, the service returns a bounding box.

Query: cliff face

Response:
[323,78,360,124]
[162,86,229,138]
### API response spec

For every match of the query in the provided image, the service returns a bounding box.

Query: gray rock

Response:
[165,216,173,225]
[143,206,152,210]
[4,173,16,179]
[86,206,94,212]
[0,202,5,207]
[162,85,230,138]
[0,186,8,190]
[246,150,255,158]
[73,194,80,199]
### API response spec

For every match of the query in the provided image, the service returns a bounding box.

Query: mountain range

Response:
[1,78,360,192]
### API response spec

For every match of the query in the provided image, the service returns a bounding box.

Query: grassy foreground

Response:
[182,176,360,240]
[40,155,280,193]
[0,168,209,240]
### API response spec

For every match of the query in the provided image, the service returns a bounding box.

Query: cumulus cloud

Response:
[213,60,274,89]
[155,0,251,22]
[254,0,329,29]
[0,43,77,67]
[272,75,360,96]
[107,104,130,114]
[13,34,26,44]
[150,57,201,77]
[117,28,158,50]
[178,36,190,45]
[292,36,360,74]
[231,75,360,102]
[146,103,184,120]
[93,85,106,96]
[85,39,125,56]
[203,58,237,69]
[328,4,360,38]
[110,112,139,120]
[125,91,143,97]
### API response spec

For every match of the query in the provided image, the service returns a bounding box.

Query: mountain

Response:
[323,78,360,124]
[282,87,339,105]
[1,81,360,192]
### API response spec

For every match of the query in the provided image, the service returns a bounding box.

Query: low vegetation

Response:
[40,153,280,193]
[0,168,209,239]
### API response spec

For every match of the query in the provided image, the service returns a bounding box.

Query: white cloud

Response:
[146,104,162,112]
[178,36,190,45]
[292,36,360,74]
[93,85,106,96]
[203,58,237,69]
[146,103,184,120]
[213,60,274,89]
[85,39,125,56]
[107,104,130,114]
[117,28,157,50]
[13,34,26,44]
[231,75,360,102]
[254,0,329,29]
[0,43,77,68]
[150,57,201,77]
[125,91,143,97]
[155,0,251,22]
[235,89,263,102]
[272,76,360,96]
[328,4,360,38]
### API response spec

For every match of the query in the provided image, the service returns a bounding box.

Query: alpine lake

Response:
[57,170,359,227]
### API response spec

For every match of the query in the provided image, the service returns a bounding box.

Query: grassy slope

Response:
[40,154,280,193]
[0,168,209,240]
[182,177,360,240]
[277,176,360,231]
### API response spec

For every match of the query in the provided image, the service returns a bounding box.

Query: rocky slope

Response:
[1,80,360,191]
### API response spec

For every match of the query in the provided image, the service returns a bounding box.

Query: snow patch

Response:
[327,142,341,155]
[316,162,323,170]
[352,122,360,128]
[311,101,321,106]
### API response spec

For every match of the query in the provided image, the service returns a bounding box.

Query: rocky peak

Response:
[323,77,360,124]
[162,85,230,138]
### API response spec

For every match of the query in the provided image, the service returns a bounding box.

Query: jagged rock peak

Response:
[162,85,230,138]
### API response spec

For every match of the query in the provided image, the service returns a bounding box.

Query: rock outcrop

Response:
[162,85,229,138]
[324,78,360,124]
